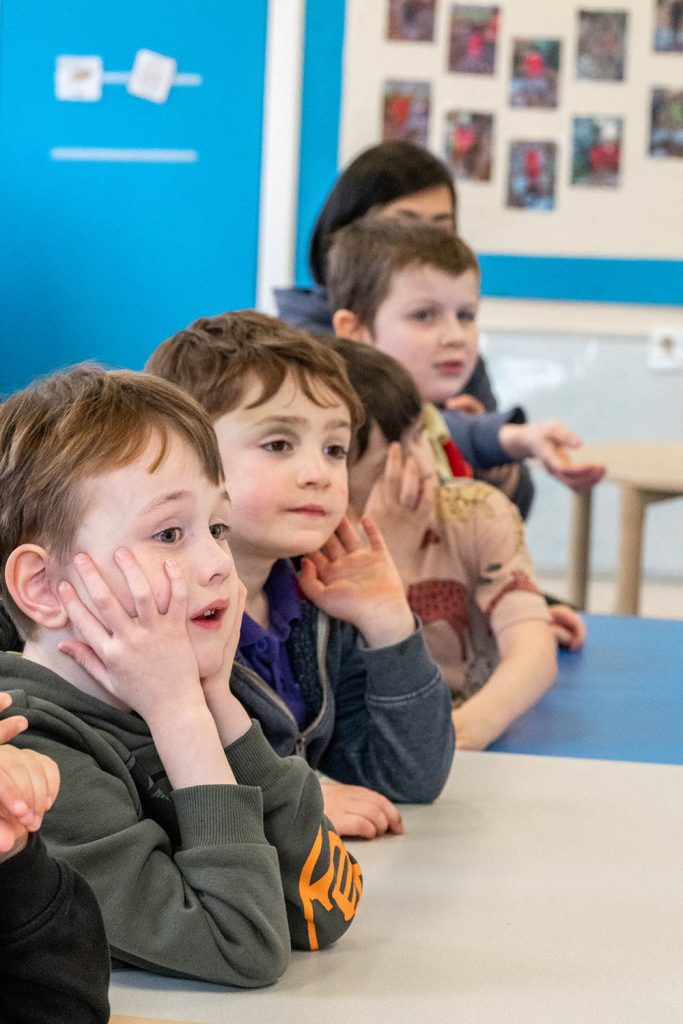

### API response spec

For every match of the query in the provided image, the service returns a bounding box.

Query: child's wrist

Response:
[358,603,415,648]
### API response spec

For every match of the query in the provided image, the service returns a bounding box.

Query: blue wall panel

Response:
[0,0,268,393]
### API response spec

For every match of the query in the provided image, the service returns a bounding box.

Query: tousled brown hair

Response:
[146,310,364,432]
[326,218,480,330]
[0,365,223,638]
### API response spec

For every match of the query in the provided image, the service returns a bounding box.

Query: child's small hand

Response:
[363,443,436,567]
[57,550,203,722]
[549,604,587,651]
[521,421,605,492]
[444,393,486,416]
[298,516,415,648]
[320,781,403,840]
[0,693,60,861]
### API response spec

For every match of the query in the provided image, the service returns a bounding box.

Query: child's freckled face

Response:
[212,375,352,565]
[57,434,237,678]
[367,265,480,406]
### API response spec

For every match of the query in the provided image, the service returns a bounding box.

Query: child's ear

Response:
[5,545,69,631]
[332,308,374,344]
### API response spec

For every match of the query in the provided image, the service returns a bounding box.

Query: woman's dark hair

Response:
[309,141,457,286]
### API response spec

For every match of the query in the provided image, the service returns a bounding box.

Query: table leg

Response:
[616,486,647,615]
[569,490,592,609]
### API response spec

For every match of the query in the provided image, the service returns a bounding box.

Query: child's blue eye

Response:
[154,527,182,544]
[325,444,348,461]
[210,522,230,541]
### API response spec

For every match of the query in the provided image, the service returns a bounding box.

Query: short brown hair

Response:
[146,310,364,432]
[326,218,480,330]
[0,365,223,638]
[326,337,423,460]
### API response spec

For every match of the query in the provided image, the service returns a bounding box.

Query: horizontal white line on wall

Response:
[101,71,202,86]
[49,147,199,163]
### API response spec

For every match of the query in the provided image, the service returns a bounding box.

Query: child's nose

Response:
[202,536,234,582]
[296,449,331,486]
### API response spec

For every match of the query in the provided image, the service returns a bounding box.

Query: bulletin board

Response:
[338,0,683,305]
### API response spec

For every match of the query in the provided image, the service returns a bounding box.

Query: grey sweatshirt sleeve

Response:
[441,406,526,468]
[226,722,362,952]
[320,619,455,803]
[8,723,291,988]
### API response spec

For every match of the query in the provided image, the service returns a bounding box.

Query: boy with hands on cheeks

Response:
[0,366,361,988]
[331,339,558,751]
[0,692,110,1023]
[147,312,454,840]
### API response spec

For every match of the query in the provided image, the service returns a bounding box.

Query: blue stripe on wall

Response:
[479,254,683,306]
[295,0,346,286]
[296,1,683,307]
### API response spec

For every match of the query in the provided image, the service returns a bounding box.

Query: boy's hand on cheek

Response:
[297,516,415,648]
[364,444,436,566]
[200,578,252,746]
[57,550,204,723]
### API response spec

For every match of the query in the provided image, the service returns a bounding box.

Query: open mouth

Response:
[190,602,228,629]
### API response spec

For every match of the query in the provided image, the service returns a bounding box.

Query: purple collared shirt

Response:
[238,560,307,728]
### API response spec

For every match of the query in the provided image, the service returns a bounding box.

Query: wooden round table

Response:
[569,442,683,615]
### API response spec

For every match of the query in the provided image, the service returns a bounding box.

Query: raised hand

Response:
[321,781,404,840]
[508,421,606,493]
[298,516,415,648]
[0,692,60,860]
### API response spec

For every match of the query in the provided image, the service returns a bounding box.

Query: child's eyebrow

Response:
[139,490,193,515]
[255,415,352,433]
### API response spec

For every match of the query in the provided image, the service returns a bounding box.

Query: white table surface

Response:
[109,750,683,1024]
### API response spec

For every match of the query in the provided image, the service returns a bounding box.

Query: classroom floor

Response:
[538,573,683,620]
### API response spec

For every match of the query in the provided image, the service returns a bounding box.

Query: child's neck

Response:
[233,553,276,630]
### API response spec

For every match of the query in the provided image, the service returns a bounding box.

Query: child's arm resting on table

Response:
[452,619,557,750]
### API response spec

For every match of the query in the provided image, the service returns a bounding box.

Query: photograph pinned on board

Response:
[576,11,628,81]
[387,0,436,41]
[443,111,494,181]
[448,5,500,74]
[506,141,557,210]
[649,88,683,157]
[654,0,683,51]
[510,39,561,107]
[571,116,623,186]
[382,80,431,145]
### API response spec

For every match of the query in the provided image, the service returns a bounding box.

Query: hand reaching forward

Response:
[501,421,605,493]
[298,516,415,648]
[363,443,437,568]
[57,550,203,723]
[321,781,404,840]
[0,692,60,861]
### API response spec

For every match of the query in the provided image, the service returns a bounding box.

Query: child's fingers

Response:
[57,579,117,653]
[398,457,422,510]
[163,558,189,620]
[0,692,13,713]
[334,516,363,553]
[358,515,388,553]
[383,443,405,499]
[69,554,133,636]
[57,640,109,689]
[113,547,163,622]
[0,714,28,745]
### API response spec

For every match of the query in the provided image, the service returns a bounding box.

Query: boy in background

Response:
[330,339,557,750]
[327,218,604,500]
[0,690,110,1023]
[147,313,454,840]
[326,218,598,649]
[0,366,360,986]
